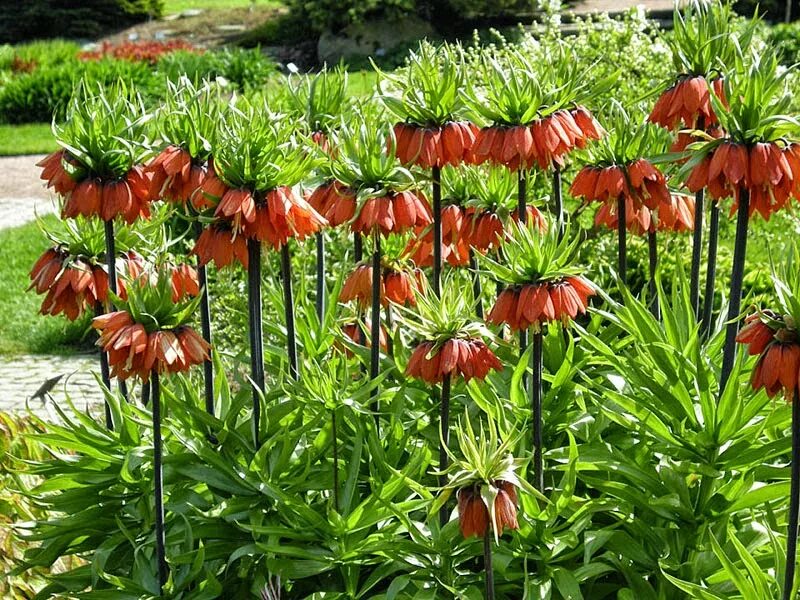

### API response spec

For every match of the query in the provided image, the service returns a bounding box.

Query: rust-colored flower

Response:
[169,264,200,301]
[686,141,799,220]
[351,190,431,236]
[487,277,595,332]
[406,338,502,384]
[736,312,800,399]
[593,192,694,235]
[28,249,107,320]
[571,159,670,210]
[241,186,327,249]
[405,204,471,267]
[340,321,388,356]
[457,480,519,538]
[37,149,80,195]
[468,107,602,171]
[93,311,210,381]
[145,144,199,203]
[61,167,152,224]
[308,180,357,227]
[340,263,423,307]
[649,75,726,130]
[195,158,229,210]
[393,121,479,168]
[191,224,249,270]
[460,206,547,254]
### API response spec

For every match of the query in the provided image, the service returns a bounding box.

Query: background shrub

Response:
[287,0,417,33]
[0,0,163,44]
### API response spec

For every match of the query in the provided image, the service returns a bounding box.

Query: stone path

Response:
[1,154,105,417]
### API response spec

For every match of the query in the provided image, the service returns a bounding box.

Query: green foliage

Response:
[287,0,416,33]
[768,21,800,65]
[0,0,163,44]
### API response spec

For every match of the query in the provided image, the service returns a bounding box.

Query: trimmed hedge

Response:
[0,0,163,44]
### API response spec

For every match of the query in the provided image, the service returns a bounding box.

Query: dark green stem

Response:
[281,243,298,380]
[784,392,800,600]
[701,200,721,338]
[438,374,451,528]
[432,166,442,298]
[532,330,544,492]
[151,373,168,592]
[247,239,264,448]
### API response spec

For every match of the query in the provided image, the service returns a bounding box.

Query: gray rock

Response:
[317,15,435,64]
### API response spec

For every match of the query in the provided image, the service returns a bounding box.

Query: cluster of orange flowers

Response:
[470,108,603,171]
[737,312,800,399]
[571,159,692,234]
[488,277,595,332]
[457,482,519,538]
[649,75,725,130]
[340,263,423,307]
[406,338,502,384]
[393,121,479,168]
[28,248,145,320]
[92,311,210,381]
[38,151,151,223]
[686,141,800,220]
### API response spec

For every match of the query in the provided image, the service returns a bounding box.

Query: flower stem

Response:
[315,232,325,322]
[617,196,627,286]
[151,372,168,593]
[385,304,394,357]
[483,524,495,600]
[370,231,381,424]
[247,239,264,448]
[469,249,483,319]
[719,189,750,396]
[281,243,298,380]
[532,329,544,493]
[196,262,214,417]
[103,218,127,402]
[784,392,800,600]
[517,170,528,371]
[94,301,113,429]
[141,379,150,407]
[552,163,563,240]
[331,407,340,513]
[701,200,721,338]
[354,232,366,347]
[438,373,451,528]
[690,187,704,319]
[648,229,660,320]
[432,166,442,298]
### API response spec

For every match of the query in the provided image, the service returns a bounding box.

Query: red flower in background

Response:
[406,338,502,384]
[192,224,249,270]
[340,322,388,356]
[571,159,670,210]
[195,159,229,210]
[78,39,199,65]
[457,481,519,538]
[469,107,602,171]
[487,277,595,332]
[145,145,207,204]
[593,193,694,235]
[37,150,79,195]
[351,190,432,236]
[649,75,726,130]
[308,180,357,227]
[92,311,210,381]
[463,205,546,253]
[169,264,200,302]
[393,121,479,168]
[405,204,471,267]
[686,141,800,220]
[340,263,423,307]
[736,312,800,399]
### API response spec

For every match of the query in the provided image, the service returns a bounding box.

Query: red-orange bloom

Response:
[571,159,670,210]
[37,149,79,195]
[468,107,602,171]
[240,186,327,249]
[195,158,229,210]
[393,121,478,168]
[170,264,200,301]
[487,277,595,332]
[593,192,694,235]
[462,206,546,253]
[308,180,357,227]
[29,248,108,320]
[340,264,423,307]
[686,141,799,220]
[351,190,432,236]
[457,481,519,539]
[405,204,471,267]
[736,313,779,357]
[737,313,800,399]
[191,225,249,270]
[93,311,210,381]
[145,144,197,203]
[649,75,725,130]
[62,168,152,223]
[406,338,502,384]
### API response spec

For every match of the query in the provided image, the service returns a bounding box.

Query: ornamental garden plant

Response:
[9,3,800,598]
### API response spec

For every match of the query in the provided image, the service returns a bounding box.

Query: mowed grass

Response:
[163,0,282,14]
[0,124,57,157]
[0,216,92,355]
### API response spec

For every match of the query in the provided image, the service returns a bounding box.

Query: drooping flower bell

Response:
[399,277,502,384]
[340,321,388,356]
[485,221,596,332]
[737,311,800,399]
[340,261,423,308]
[308,180,357,227]
[91,268,210,381]
[439,414,532,541]
[191,223,249,270]
[404,203,471,267]
[650,76,726,130]
[37,149,82,196]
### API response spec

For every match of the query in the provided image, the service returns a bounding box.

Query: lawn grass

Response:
[0,124,57,157]
[0,216,91,356]
[163,0,282,14]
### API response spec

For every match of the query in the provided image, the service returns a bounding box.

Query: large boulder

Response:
[317,15,435,64]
